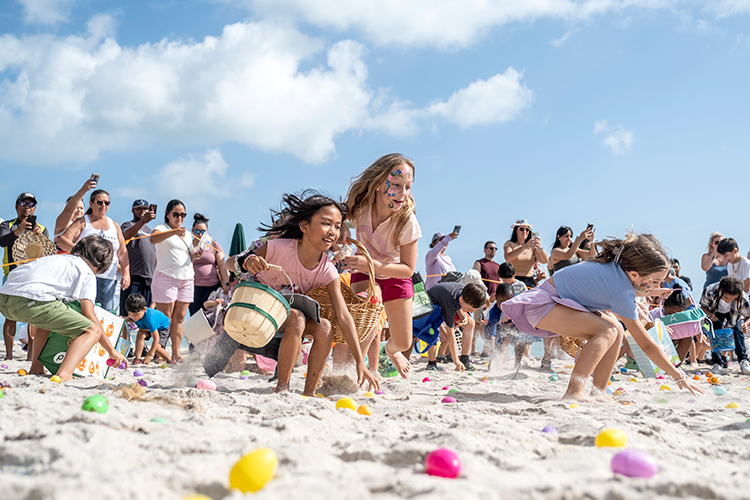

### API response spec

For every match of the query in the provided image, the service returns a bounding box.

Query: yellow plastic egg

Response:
[363,391,375,398]
[182,495,214,500]
[316,393,325,398]
[335,397,357,411]
[630,378,638,383]
[229,447,278,493]
[50,375,62,383]
[569,404,580,408]
[726,402,740,409]
[356,405,372,416]
[659,385,672,391]
[595,428,627,448]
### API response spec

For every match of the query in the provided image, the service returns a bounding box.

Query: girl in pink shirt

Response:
[344,153,422,378]
[233,191,379,395]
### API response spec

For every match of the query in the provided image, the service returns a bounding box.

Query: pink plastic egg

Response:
[611,450,659,478]
[442,386,450,390]
[422,377,431,383]
[441,397,457,403]
[106,359,115,367]
[425,448,461,478]
[195,380,217,391]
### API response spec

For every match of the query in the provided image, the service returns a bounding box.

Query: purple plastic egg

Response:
[441,396,457,403]
[611,450,659,478]
[1,364,8,369]
[239,375,248,380]
[375,389,385,395]
[119,361,127,370]
[133,370,144,377]
[542,426,558,434]
[137,379,148,387]
[425,448,461,478]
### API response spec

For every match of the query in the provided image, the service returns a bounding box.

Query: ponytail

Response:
[589,232,670,276]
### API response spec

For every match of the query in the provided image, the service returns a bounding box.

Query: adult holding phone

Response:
[424,226,459,290]
[548,225,596,275]
[0,193,49,360]
[189,213,230,316]
[701,232,727,290]
[149,199,203,362]
[120,199,157,314]
[53,175,98,249]
[503,219,548,289]
[58,189,130,313]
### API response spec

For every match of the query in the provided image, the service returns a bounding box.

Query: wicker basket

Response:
[559,336,583,359]
[306,239,384,344]
[224,281,290,347]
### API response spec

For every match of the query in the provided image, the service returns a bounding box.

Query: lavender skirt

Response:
[500,280,589,338]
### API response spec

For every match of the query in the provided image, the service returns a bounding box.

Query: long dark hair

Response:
[85,189,109,216]
[164,199,185,224]
[552,226,572,249]
[193,213,209,228]
[260,190,347,240]
[510,226,532,244]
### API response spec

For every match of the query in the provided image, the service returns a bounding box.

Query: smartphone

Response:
[586,223,594,231]
[149,204,157,215]
[453,225,461,235]
[91,173,100,183]
[27,215,37,229]
[531,231,539,239]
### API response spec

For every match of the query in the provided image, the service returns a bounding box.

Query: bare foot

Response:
[387,351,411,378]
[28,368,45,375]
[562,391,596,403]
[273,384,290,394]
[302,389,316,397]
[590,391,615,402]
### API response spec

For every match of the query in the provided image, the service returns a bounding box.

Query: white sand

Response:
[1,346,749,500]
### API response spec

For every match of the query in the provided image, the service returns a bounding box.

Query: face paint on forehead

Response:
[390,167,412,179]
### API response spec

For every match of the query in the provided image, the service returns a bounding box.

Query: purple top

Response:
[425,235,456,290]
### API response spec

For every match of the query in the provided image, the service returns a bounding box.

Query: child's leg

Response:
[589,312,624,394]
[499,337,510,364]
[28,328,49,374]
[382,297,413,378]
[427,342,439,362]
[302,318,333,396]
[696,334,710,361]
[150,343,172,363]
[366,330,380,372]
[331,343,351,370]
[461,318,474,357]
[536,306,623,401]
[675,338,692,365]
[274,309,306,392]
[55,325,106,381]
[25,325,35,361]
[134,331,146,361]
[3,319,15,360]
[541,337,554,370]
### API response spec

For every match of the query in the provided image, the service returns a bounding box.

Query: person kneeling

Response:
[124,293,172,365]
[0,235,128,381]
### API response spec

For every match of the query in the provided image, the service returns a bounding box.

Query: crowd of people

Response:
[0,157,748,399]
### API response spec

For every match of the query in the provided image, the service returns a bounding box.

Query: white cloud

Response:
[712,0,750,17]
[0,18,534,166]
[243,0,673,49]
[157,148,228,199]
[17,0,76,25]
[552,29,578,47]
[593,120,634,155]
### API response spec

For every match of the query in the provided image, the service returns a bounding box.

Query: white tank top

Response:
[77,215,119,280]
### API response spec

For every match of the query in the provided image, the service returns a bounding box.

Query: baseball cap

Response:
[16,192,37,204]
[132,199,149,208]
[431,232,445,244]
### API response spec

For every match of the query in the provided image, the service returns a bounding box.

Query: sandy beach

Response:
[1,345,749,500]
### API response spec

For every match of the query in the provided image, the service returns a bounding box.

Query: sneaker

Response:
[459,355,475,371]
[740,359,750,374]
[426,361,438,371]
[711,364,724,375]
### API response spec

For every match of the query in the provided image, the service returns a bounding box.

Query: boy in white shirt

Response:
[718,238,750,293]
[0,235,128,381]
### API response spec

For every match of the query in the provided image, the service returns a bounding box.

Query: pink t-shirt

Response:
[193,241,223,287]
[354,208,422,279]
[255,239,338,294]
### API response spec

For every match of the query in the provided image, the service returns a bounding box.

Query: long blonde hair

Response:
[707,231,723,253]
[346,153,416,247]
[588,232,670,275]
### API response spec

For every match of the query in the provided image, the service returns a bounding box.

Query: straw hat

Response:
[510,219,532,229]
[12,231,56,265]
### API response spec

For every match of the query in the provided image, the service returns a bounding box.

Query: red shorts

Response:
[351,273,413,302]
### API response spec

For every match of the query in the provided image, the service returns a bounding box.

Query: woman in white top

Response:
[149,199,203,362]
[59,189,129,312]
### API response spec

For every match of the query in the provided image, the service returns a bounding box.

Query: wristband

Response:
[671,369,687,384]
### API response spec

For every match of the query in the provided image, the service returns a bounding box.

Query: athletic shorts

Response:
[350,273,413,302]
[142,328,170,347]
[152,270,194,304]
[0,294,92,338]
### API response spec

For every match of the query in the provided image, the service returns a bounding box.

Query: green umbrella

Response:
[229,222,247,256]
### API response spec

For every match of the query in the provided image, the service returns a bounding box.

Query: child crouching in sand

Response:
[0,235,128,381]
[501,233,703,401]
[124,293,172,365]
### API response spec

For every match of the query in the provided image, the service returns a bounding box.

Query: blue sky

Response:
[2,0,750,289]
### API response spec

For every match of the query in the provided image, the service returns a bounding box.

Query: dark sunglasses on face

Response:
[193,229,206,235]
[18,200,36,208]
[172,212,187,218]
[95,200,110,206]
[487,247,497,251]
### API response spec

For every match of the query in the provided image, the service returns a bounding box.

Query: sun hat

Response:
[462,269,488,292]
[11,231,56,265]
[510,219,532,229]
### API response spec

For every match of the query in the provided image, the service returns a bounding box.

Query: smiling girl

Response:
[344,153,422,378]
[501,232,703,401]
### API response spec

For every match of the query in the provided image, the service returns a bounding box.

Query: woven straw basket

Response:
[224,281,290,348]
[559,336,583,359]
[306,239,384,344]
[12,231,56,264]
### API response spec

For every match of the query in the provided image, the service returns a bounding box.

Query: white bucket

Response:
[183,310,216,345]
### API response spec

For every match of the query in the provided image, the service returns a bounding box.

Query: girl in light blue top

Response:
[501,233,703,402]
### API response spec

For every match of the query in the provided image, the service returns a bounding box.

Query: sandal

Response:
[133,359,143,365]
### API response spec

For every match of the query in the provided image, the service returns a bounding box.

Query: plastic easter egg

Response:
[726,402,740,409]
[611,450,659,478]
[481,376,489,382]
[0,390,3,399]
[705,371,713,378]
[610,375,616,382]
[569,404,579,408]
[17,369,27,376]
[659,385,672,391]
[606,387,615,394]
[550,375,559,382]
[159,363,168,369]
[693,375,701,380]
[596,428,627,448]
[316,393,325,398]
[654,397,668,404]
[239,375,248,380]
[240,370,251,376]
[182,495,213,500]
[137,379,148,387]
[422,377,431,383]
[335,397,357,411]
[50,375,62,383]
[620,368,628,373]
[630,378,638,383]
[356,405,372,416]
[106,358,115,367]
[687,398,697,403]
[714,386,727,396]
[195,380,217,391]
[0,364,7,369]
[82,394,109,413]
[375,389,386,395]
[363,391,375,398]
[442,386,450,391]
[229,447,278,493]
[695,372,701,377]
[656,374,664,379]
[542,426,558,434]
[441,397,457,403]
[119,361,127,370]
[447,388,459,394]
[710,377,720,385]
[151,417,168,423]
[425,448,461,478]
[133,370,144,377]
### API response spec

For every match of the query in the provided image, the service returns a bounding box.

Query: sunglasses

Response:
[95,200,111,206]
[486,247,498,251]
[171,212,187,218]
[517,227,531,232]
[18,200,36,208]
[193,229,206,235]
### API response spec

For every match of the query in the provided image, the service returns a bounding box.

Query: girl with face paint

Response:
[500,232,703,402]
[344,154,422,379]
